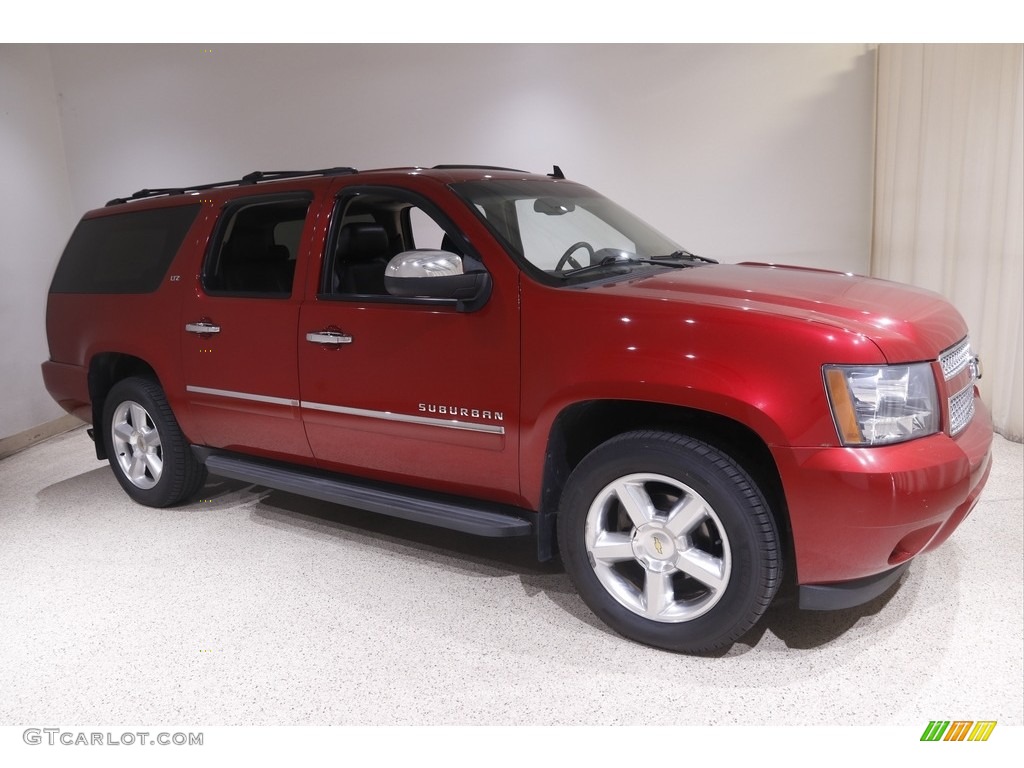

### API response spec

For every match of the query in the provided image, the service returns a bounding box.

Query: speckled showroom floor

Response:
[0,427,1021,726]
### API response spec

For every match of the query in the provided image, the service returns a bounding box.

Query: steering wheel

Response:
[555,241,595,271]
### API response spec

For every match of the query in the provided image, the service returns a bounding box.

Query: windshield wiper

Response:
[559,253,708,279]
[661,249,718,264]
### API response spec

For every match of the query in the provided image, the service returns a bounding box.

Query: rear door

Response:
[180,191,324,462]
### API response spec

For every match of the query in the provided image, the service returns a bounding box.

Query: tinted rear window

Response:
[50,204,201,294]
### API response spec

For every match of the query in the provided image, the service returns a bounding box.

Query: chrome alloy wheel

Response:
[110,400,164,490]
[584,473,732,623]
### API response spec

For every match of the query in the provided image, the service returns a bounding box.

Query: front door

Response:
[297,186,521,504]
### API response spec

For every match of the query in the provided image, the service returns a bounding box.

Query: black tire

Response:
[557,431,781,653]
[101,376,207,507]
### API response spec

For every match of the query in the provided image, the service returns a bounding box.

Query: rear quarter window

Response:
[50,204,201,294]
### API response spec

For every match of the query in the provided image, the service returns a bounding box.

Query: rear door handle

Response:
[306,330,353,345]
[185,321,221,335]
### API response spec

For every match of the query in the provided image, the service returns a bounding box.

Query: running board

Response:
[202,453,533,538]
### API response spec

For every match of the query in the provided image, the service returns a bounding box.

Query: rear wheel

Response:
[557,431,781,652]
[102,377,206,507]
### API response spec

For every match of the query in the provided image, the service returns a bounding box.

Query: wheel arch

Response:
[536,400,792,565]
[87,353,161,459]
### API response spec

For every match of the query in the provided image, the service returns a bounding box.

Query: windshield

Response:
[450,179,687,283]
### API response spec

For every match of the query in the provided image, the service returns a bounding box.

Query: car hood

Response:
[603,262,968,363]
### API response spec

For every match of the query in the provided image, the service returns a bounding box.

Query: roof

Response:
[103,164,554,207]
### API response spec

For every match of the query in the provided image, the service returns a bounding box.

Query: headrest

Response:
[337,223,389,262]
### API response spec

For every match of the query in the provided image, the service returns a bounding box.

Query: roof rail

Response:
[105,166,358,206]
[431,164,528,173]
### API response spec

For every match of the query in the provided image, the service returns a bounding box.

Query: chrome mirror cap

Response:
[386,250,464,279]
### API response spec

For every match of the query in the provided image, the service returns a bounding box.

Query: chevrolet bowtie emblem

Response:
[654,536,663,555]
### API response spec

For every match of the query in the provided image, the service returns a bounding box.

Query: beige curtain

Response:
[872,44,1024,441]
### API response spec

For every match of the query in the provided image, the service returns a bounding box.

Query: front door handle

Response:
[185,321,221,335]
[306,330,353,345]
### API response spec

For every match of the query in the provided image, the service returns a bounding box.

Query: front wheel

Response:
[557,431,781,653]
[101,377,206,507]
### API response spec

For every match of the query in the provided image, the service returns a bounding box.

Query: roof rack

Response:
[105,167,358,207]
[431,164,528,173]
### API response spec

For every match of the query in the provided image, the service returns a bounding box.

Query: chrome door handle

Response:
[306,331,353,345]
[185,321,221,335]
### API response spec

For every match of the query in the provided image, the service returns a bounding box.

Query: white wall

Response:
[1,43,876,439]
[50,43,875,266]
[0,45,76,437]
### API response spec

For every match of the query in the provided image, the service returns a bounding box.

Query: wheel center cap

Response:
[632,524,677,570]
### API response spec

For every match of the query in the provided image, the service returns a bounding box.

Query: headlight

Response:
[823,363,939,446]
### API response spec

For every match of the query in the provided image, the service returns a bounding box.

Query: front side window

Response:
[204,197,310,297]
[323,189,479,298]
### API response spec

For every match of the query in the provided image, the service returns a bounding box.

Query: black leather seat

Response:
[335,223,392,295]
[440,233,463,256]
[220,224,294,294]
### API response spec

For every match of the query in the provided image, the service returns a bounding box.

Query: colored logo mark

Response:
[921,721,997,742]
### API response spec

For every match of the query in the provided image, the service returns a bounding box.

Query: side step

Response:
[202,453,533,538]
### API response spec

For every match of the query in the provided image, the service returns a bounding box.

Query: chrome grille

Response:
[948,383,976,436]
[939,337,971,380]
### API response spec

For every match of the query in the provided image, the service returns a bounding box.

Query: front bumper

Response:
[775,394,993,593]
[799,562,911,610]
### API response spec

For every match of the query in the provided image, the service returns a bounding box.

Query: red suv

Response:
[42,165,993,652]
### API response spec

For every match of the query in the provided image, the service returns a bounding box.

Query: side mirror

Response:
[384,250,491,312]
